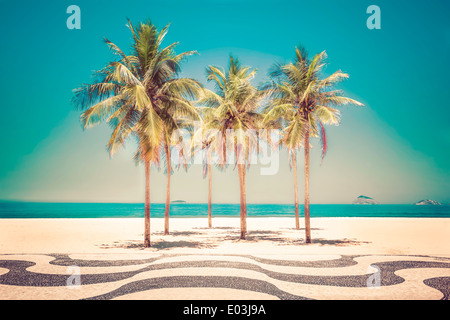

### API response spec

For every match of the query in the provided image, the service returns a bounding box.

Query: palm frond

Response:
[80,94,124,128]
[318,120,327,165]
[313,105,340,125]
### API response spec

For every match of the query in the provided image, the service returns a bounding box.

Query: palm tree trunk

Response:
[292,150,300,230]
[164,143,171,235]
[207,162,212,228]
[304,128,311,243]
[243,164,247,233]
[144,160,151,247]
[238,163,247,240]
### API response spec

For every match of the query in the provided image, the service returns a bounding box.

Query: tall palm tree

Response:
[261,105,302,230]
[72,19,201,246]
[191,105,224,228]
[198,56,266,239]
[264,46,364,243]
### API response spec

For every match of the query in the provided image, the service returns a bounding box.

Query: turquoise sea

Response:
[0,202,449,218]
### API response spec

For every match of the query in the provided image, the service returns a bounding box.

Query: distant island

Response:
[171,200,187,204]
[352,195,379,205]
[415,199,441,205]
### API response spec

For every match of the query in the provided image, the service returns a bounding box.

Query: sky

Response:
[0,0,449,204]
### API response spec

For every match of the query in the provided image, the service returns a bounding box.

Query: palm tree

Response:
[264,46,364,243]
[261,103,302,230]
[191,105,223,228]
[72,19,201,246]
[198,56,266,239]
[127,22,202,236]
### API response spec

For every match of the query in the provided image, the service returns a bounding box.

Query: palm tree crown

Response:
[264,46,364,242]
[265,47,362,153]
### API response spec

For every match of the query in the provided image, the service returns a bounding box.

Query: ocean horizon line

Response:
[1,200,448,205]
[0,201,449,219]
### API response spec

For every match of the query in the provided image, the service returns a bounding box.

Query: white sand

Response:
[0,217,449,300]
[0,217,448,256]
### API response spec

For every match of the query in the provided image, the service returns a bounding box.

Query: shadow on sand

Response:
[97,227,370,250]
[98,239,218,250]
[299,238,371,246]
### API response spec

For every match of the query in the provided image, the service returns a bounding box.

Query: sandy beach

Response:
[0,217,449,300]
[0,217,448,256]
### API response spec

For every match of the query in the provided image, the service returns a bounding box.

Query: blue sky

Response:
[0,0,449,203]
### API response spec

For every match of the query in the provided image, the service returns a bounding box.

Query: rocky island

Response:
[414,199,441,205]
[171,200,187,204]
[352,195,379,205]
